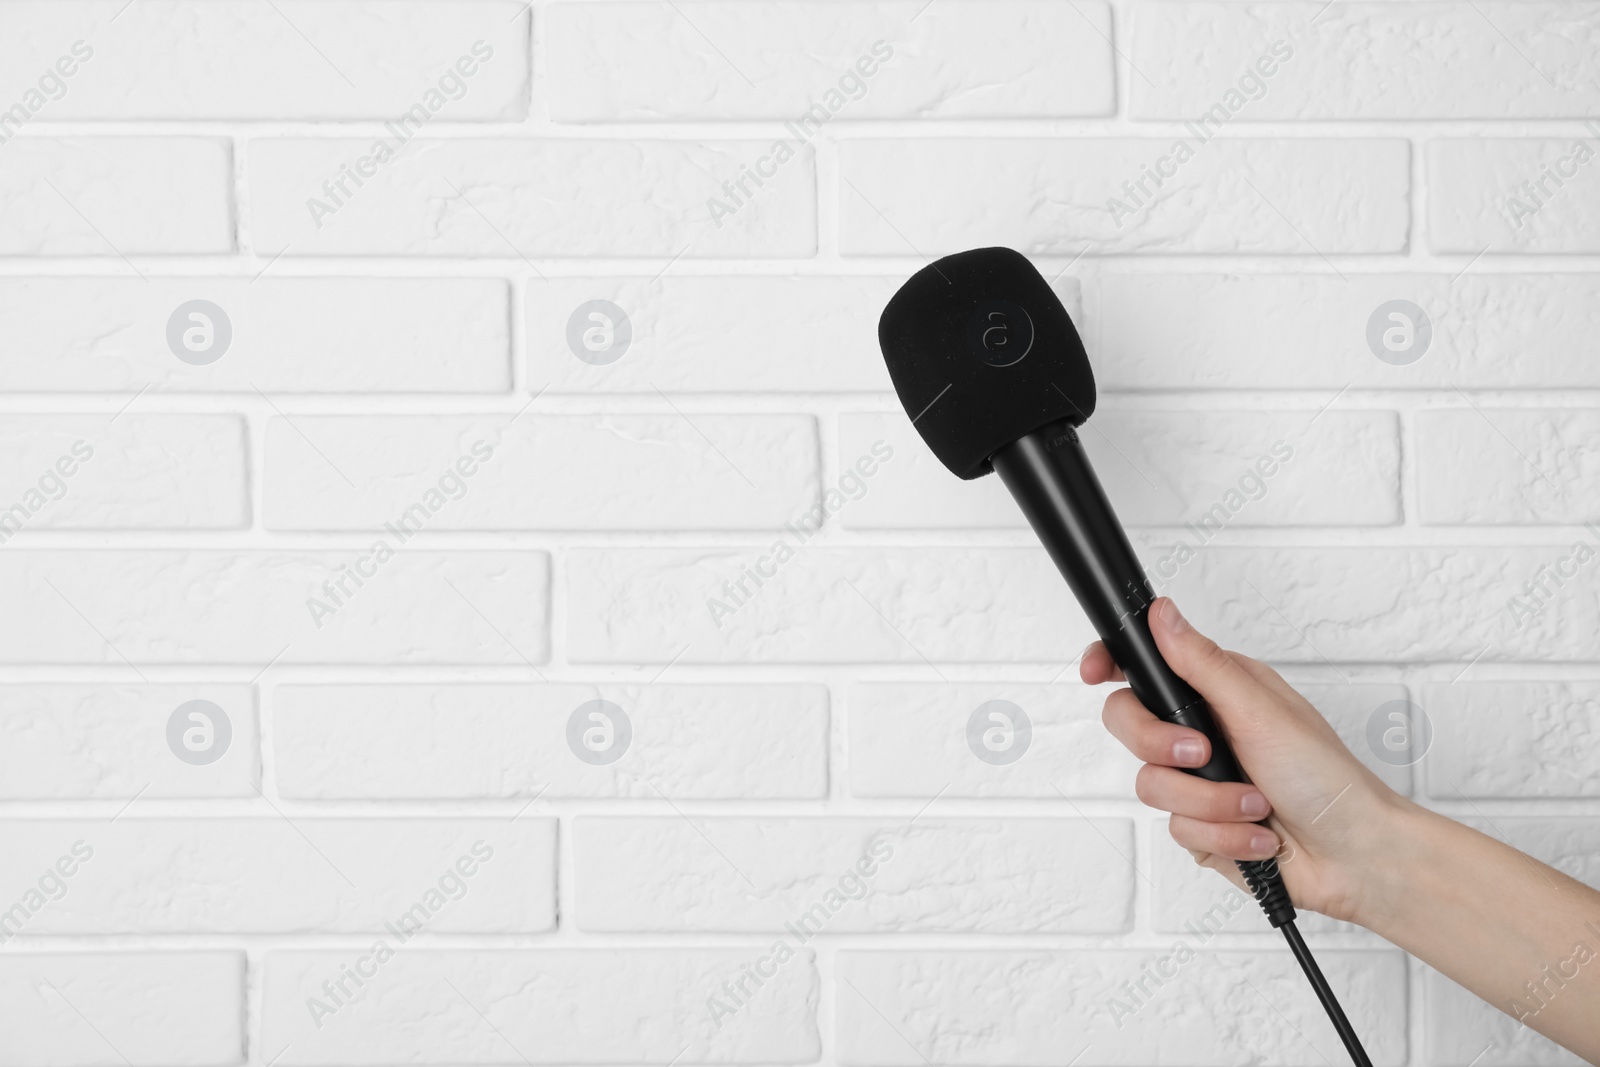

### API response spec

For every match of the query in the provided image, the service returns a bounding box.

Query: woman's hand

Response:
[1082,597,1411,927]
[1087,598,1600,1059]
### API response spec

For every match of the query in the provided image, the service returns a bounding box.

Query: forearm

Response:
[1360,801,1600,1060]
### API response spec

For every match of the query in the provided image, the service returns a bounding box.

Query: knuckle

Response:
[1194,637,1233,673]
[1236,651,1279,680]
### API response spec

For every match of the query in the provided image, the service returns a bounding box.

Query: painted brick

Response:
[566,547,1092,663]
[273,683,828,798]
[846,682,1140,797]
[0,139,231,255]
[1429,138,1600,253]
[547,1,1114,121]
[526,275,1077,394]
[1131,3,1600,120]
[839,139,1409,256]
[3,8,1598,1064]
[835,949,1408,1065]
[0,952,243,1067]
[0,684,257,799]
[0,551,548,664]
[1423,683,1600,798]
[0,818,554,934]
[0,1,530,120]
[0,277,509,393]
[575,817,1133,932]
[0,415,245,531]
[848,680,1412,803]
[1096,273,1600,390]
[1416,409,1600,524]
[263,414,819,530]
[1157,545,1600,663]
[839,409,1401,529]
[572,543,1600,664]
[248,139,816,257]
[262,949,819,1064]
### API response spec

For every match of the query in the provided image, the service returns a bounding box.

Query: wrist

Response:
[1339,791,1444,938]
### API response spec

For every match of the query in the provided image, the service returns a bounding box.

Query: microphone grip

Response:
[991,423,1296,927]
[1165,699,1245,783]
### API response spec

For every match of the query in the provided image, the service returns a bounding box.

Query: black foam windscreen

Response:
[877,246,1096,480]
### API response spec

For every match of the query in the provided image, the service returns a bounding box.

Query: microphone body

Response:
[990,418,1293,926]
[877,247,1369,1064]
[989,420,1244,784]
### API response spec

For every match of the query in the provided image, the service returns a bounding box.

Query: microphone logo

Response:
[966,299,1034,367]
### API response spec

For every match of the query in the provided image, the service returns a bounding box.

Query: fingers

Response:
[1101,688,1211,768]
[1136,764,1271,822]
[1228,650,1303,704]
[1148,599,1277,730]
[1185,847,1253,894]
[1078,641,1124,684]
[1168,813,1280,861]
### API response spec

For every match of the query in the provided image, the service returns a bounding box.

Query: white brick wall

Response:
[836,949,1409,1065]
[2,951,244,1066]
[544,2,1116,121]
[573,817,1134,932]
[1,0,1596,1063]
[839,139,1411,255]
[262,948,820,1064]
[0,139,233,254]
[0,277,510,392]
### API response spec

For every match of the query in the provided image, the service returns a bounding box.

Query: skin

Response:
[1084,598,1600,1063]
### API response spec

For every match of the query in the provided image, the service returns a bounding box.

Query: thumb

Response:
[1148,598,1273,726]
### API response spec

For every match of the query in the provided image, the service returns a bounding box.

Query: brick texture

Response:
[3,3,1595,1064]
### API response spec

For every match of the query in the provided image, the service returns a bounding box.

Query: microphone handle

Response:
[990,420,1296,926]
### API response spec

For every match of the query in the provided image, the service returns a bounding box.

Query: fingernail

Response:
[1240,792,1270,818]
[1079,643,1096,664]
[1249,831,1277,856]
[1172,739,1206,766]
[1159,599,1189,634]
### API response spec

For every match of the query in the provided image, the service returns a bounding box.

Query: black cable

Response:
[1235,856,1373,1067]
[1282,921,1374,1067]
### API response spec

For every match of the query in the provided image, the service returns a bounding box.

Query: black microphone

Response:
[877,246,1372,1067]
